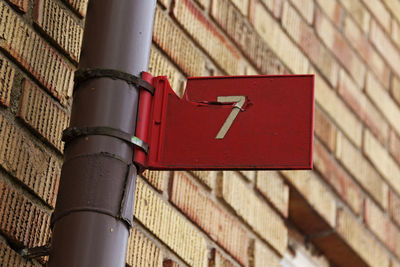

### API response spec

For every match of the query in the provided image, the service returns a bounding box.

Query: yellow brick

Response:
[173,0,242,75]
[336,132,388,209]
[0,240,41,267]
[189,171,215,189]
[62,0,88,17]
[126,227,163,267]
[219,171,287,255]
[256,171,288,217]
[252,240,281,267]
[153,7,205,76]
[35,0,84,62]
[0,54,15,107]
[337,209,390,267]
[282,170,336,227]
[315,0,343,26]
[140,170,166,192]
[240,170,256,182]
[392,75,400,106]
[339,0,370,32]
[289,0,314,24]
[158,0,171,8]
[314,73,362,147]
[210,250,235,267]
[364,130,400,195]
[251,1,309,74]
[361,0,391,33]
[366,73,400,136]
[134,178,208,267]
[382,0,400,24]
[230,0,249,15]
[392,19,400,49]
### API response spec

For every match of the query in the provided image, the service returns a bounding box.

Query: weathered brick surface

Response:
[171,172,248,265]
[364,199,400,258]
[256,171,289,217]
[389,190,400,228]
[218,171,287,255]
[289,0,314,24]
[172,0,242,75]
[336,132,388,209]
[314,72,362,147]
[315,9,366,87]
[315,0,343,26]
[140,170,166,192]
[0,54,15,107]
[62,0,88,17]
[230,0,248,15]
[0,240,41,267]
[134,178,208,267]
[282,2,338,87]
[314,139,363,214]
[367,73,400,137]
[19,79,70,153]
[34,0,84,62]
[163,259,181,267]
[0,180,51,248]
[337,208,390,267]
[0,2,74,106]
[282,170,336,227]
[153,7,205,76]
[0,113,60,207]
[314,106,336,152]
[209,249,235,267]
[364,130,400,195]
[250,0,309,74]
[211,0,286,75]
[189,171,215,189]
[338,70,389,144]
[126,227,163,267]
[6,0,27,13]
[260,0,282,18]
[390,131,400,165]
[250,240,281,267]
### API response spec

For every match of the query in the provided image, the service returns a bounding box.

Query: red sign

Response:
[135,74,314,170]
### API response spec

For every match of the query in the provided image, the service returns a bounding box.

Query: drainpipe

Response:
[48,1,156,266]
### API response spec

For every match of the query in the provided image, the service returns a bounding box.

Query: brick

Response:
[163,259,181,267]
[392,75,400,106]
[364,130,400,195]
[0,54,15,107]
[171,172,248,265]
[230,0,249,15]
[366,73,400,137]
[256,171,289,217]
[211,0,286,75]
[370,20,400,78]
[315,10,366,87]
[189,171,215,189]
[393,19,400,49]
[343,16,390,88]
[0,113,60,207]
[250,240,281,267]
[140,170,166,192]
[390,131,400,165]
[313,139,363,214]
[126,227,163,267]
[239,170,255,182]
[209,249,235,267]
[149,46,184,95]
[338,70,389,144]
[250,0,309,74]
[282,2,339,87]
[62,0,88,17]
[337,209,390,267]
[134,178,208,267]
[382,0,400,24]
[153,7,205,76]
[289,0,314,24]
[0,241,41,267]
[362,0,391,33]
[339,0,371,32]
[335,132,388,209]
[0,180,51,248]
[389,190,400,228]
[393,259,400,267]
[0,2,74,106]
[193,0,208,9]
[218,171,287,255]
[19,79,70,153]
[172,0,242,75]
[159,0,171,8]
[315,0,344,26]
[364,199,400,258]
[34,0,84,62]
[6,0,28,13]
[282,170,336,227]
[314,106,336,151]
[314,73,362,147]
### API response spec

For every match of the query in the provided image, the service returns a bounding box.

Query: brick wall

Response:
[1,0,400,266]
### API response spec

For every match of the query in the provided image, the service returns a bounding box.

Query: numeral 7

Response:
[215,96,246,139]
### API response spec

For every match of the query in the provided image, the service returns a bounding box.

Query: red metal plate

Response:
[136,75,314,170]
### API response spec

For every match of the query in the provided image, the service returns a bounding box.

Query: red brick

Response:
[389,190,400,228]
[211,0,287,74]
[0,54,15,107]
[0,2,74,106]
[390,131,400,165]
[0,241,41,267]
[6,0,28,13]
[0,113,60,208]
[314,139,363,214]
[170,172,248,265]
[19,79,70,153]
[62,0,88,17]
[172,0,243,75]
[314,106,336,152]
[34,0,84,62]
[0,180,51,249]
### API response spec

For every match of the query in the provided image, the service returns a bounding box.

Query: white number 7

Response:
[215,96,246,139]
